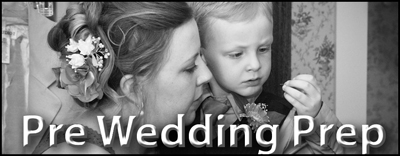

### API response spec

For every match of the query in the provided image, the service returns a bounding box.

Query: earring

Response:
[139,86,144,116]
[139,102,144,116]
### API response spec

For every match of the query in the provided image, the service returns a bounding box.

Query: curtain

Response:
[2,2,29,154]
[263,2,292,97]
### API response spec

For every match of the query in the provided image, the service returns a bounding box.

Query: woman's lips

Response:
[194,95,201,102]
[192,95,202,107]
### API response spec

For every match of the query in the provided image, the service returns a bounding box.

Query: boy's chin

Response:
[235,86,262,98]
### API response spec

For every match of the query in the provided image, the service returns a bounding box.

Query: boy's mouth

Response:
[243,78,261,86]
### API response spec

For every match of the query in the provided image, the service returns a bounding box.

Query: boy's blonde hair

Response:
[188,2,273,48]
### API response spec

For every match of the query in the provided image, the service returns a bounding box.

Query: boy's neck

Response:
[247,90,262,103]
[209,78,263,103]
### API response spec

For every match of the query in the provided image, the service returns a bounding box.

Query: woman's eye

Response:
[185,65,198,74]
[228,52,243,58]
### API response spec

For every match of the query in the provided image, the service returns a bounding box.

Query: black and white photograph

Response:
[1,2,398,154]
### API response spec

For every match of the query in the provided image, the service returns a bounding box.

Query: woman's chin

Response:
[183,111,196,125]
[183,100,201,125]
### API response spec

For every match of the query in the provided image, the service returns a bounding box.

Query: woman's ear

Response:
[120,74,136,101]
[120,74,146,103]
[119,74,146,124]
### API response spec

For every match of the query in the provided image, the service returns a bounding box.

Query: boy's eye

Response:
[228,52,243,58]
[259,46,271,53]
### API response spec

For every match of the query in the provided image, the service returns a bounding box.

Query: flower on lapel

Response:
[56,35,111,105]
[240,103,270,132]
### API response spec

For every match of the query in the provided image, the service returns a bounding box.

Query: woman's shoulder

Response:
[33,122,115,154]
[32,110,116,154]
[42,142,111,154]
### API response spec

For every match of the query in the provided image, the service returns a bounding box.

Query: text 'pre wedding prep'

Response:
[23,114,385,154]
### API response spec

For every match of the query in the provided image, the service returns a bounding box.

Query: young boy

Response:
[188,2,361,154]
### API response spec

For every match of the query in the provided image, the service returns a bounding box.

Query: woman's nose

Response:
[196,55,212,86]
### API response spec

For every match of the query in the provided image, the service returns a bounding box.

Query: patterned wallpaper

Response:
[367,2,398,154]
[291,2,398,154]
[291,2,336,111]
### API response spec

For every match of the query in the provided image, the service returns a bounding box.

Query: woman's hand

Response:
[282,74,322,117]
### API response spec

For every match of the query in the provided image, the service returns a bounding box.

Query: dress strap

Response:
[32,124,115,154]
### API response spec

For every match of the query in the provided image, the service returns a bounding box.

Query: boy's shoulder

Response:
[255,90,293,115]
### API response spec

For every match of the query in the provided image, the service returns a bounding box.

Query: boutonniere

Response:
[240,103,270,132]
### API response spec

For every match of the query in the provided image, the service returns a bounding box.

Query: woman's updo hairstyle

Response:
[47,2,193,124]
[48,2,113,109]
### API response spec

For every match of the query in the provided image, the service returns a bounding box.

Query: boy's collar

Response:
[225,89,264,121]
[226,93,247,121]
[203,82,265,121]
[204,90,246,121]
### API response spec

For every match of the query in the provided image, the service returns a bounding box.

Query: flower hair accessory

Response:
[55,35,110,106]
[65,35,110,71]
[240,103,270,132]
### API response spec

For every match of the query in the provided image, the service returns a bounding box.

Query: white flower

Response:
[67,54,85,69]
[65,38,79,52]
[78,35,95,56]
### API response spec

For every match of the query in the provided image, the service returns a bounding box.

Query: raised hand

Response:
[282,74,322,117]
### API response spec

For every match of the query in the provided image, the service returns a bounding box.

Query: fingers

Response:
[284,79,319,97]
[282,74,323,117]
[282,82,311,107]
[292,74,321,93]
[283,79,321,106]
[283,91,306,111]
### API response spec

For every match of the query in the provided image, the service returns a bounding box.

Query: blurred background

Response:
[2,2,398,154]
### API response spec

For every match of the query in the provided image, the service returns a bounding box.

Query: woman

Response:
[32,2,211,154]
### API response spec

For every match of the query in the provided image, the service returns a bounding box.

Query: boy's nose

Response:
[246,53,261,72]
